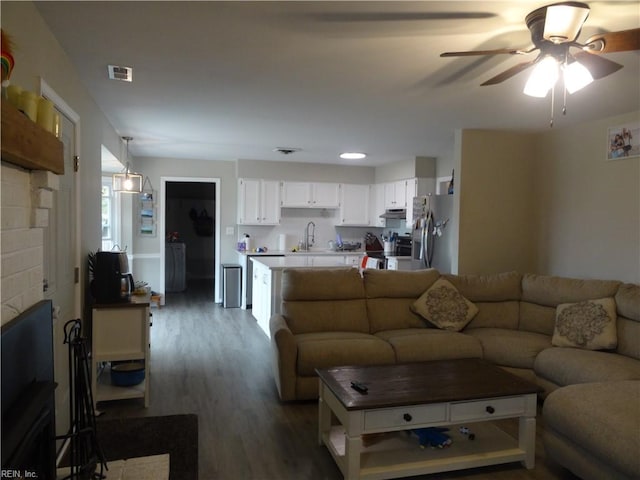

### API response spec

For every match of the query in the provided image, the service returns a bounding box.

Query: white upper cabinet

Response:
[281,181,340,208]
[238,178,281,225]
[369,183,386,227]
[384,180,408,209]
[338,184,370,226]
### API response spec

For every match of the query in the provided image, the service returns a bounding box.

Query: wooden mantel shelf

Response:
[1,100,64,175]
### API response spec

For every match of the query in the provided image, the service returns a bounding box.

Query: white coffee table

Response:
[317,359,542,480]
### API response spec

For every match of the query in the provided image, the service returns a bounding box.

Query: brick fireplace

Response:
[1,162,58,325]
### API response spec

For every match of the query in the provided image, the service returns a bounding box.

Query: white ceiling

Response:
[35,1,640,167]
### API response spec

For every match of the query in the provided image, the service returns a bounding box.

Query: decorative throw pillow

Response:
[552,297,617,350]
[412,278,478,331]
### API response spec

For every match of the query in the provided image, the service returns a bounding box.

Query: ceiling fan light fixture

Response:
[563,60,594,93]
[543,3,590,44]
[524,56,559,97]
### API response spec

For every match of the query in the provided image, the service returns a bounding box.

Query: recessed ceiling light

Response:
[340,152,367,160]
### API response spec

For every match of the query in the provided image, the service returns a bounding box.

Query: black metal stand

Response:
[57,319,107,480]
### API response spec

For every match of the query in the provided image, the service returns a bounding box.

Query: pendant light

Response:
[112,136,143,193]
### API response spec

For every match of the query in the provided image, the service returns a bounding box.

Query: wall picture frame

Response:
[606,122,639,161]
[138,190,156,236]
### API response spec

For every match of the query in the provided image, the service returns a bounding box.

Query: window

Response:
[101,177,117,250]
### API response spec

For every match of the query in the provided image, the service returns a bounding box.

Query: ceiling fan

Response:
[440,1,640,97]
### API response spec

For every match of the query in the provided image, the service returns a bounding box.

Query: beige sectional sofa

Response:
[269,268,640,480]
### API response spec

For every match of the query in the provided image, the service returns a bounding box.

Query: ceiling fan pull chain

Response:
[562,86,568,116]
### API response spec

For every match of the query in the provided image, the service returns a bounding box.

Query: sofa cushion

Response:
[281,268,370,334]
[466,301,520,330]
[543,381,640,479]
[412,278,478,331]
[519,302,556,336]
[552,297,617,350]
[616,283,640,321]
[363,268,440,298]
[282,267,364,301]
[520,274,621,336]
[375,328,483,363]
[363,269,440,333]
[443,271,522,302]
[615,283,640,361]
[464,327,552,369]
[521,273,621,307]
[295,332,395,376]
[534,347,640,386]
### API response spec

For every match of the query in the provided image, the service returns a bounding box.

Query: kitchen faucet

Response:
[304,221,316,251]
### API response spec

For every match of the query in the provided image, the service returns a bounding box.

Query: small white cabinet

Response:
[384,180,408,209]
[238,178,281,225]
[338,184,370,226]
[91,297,151,409]
[281,181,340,208]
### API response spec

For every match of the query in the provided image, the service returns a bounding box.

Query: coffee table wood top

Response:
[316,359,542,410]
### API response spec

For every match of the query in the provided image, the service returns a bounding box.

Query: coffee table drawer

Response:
[450,396,526,422]
[364,403,447,431]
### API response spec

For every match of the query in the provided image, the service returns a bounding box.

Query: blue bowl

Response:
[111,361,145,386]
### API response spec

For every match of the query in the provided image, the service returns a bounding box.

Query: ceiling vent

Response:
[108,65,133,82]
[273,147,301,155]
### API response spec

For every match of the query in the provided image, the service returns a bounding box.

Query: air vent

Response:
[273,147,301,155]
[108,65,133,82]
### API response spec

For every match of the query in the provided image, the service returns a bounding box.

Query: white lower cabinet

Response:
[251,260,279,337]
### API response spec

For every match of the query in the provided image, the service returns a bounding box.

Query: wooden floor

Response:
[95,280,579,480]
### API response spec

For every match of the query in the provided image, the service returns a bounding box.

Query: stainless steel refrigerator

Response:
[411,194,454,272]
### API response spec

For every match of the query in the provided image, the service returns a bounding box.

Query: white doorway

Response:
[160,177,221,303]
[39,78,80,446]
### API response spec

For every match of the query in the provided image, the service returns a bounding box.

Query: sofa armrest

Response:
[269,314,298,401]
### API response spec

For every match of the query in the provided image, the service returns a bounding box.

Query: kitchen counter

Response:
[250,255,359,269]
[237,249,364,257]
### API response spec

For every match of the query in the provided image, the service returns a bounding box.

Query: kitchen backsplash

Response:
[237,208,410,252]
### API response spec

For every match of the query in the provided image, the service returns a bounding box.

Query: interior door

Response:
[43,107,78,443]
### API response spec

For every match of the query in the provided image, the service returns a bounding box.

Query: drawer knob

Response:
[486,406,495,414]
[403,413,412,422]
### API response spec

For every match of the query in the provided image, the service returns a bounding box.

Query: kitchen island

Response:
[250,255,360,338]
[238,250,363,310]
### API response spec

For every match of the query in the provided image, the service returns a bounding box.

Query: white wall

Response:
[454,112,639,284]
[457,129,538,275]
[534,110,640,283]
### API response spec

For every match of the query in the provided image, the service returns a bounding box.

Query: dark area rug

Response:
[95,414,198,480]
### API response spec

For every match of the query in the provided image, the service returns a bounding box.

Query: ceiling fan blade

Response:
[583,28,640,53]
[311,12,496,23]
[573,51,624,79]
[480,61,536,86]
[441,47,534,57]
